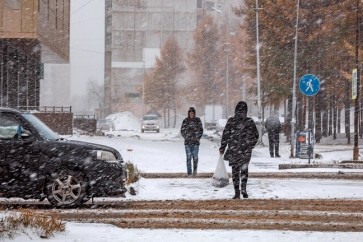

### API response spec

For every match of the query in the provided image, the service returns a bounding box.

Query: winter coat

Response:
[265,115,281,134]
[181,108,204,145]
[219,101,259,166]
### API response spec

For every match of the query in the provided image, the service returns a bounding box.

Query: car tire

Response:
[156,129,160,133]
[141,129,144,133]
[46,169,88,208]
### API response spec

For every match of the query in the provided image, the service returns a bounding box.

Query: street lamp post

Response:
[353,0,360,160]
[226,43,229,118]
[290,0,300,158]
[255,0,263,145]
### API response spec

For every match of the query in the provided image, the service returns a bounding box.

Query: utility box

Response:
[295,130,314,159]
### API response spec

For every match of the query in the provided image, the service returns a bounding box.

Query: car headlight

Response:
[95,150,116,161]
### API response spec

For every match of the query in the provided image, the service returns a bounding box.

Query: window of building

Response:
[4,0,20,10]
[125,93,140,98]
[197,0,202,8]
[205,1,215,11]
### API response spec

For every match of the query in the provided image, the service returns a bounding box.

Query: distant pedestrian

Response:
[219,101,259,199]
[181,107,204,176]
[265,111,281,158]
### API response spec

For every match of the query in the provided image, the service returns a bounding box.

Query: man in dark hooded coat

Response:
[265,112,281,158]
[181,107,204,176]
[219,101,259,199]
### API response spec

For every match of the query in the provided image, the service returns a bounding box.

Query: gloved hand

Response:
[219,148,224,156]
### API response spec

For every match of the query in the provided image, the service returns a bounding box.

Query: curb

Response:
[279,163,363,169]
[140,172,363,180]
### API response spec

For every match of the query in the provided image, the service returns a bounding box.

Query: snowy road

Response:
[2,130,363,241]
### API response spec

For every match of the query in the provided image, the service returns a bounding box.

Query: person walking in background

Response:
[265,111,281,158]
[181,107,204,177]
[219,101,259,199]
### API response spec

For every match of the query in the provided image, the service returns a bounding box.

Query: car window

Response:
[0,115,20,139]
[143,115,158,121]
[21,113,59,140]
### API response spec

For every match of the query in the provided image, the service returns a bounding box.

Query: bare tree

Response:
[144,36,185,128]
[87,78,104,118]
[187,15,221,110]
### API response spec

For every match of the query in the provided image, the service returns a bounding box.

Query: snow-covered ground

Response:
[72,127,363,174]
[7,224,363,242]
[3,114,363,241]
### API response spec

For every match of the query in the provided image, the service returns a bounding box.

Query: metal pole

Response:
[290,0,300,158]
[226,46,229,118]
[224,0,229,118]
[256,0,263,145]
[353,0,360,160]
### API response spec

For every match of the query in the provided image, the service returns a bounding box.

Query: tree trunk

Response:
[322,109,328,137]
[168,108,170,128]
[315,94,322,143]
[328,99,332,136]
[296,96,304,131]
[163,107,167,128]
[286,96,292,143]
[333,102,337,140]
[173,107,177,128]
[337,107,341,134]
[345,78,351,144]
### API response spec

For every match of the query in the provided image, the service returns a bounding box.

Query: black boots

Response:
[241,183,248,198]
[232,190,248,199]
[232,190,240,199]
[241,191,248,198]
[233,184,249,199]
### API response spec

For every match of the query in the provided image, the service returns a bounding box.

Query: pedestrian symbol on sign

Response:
[299,74,320,96]
[306,79,314,92]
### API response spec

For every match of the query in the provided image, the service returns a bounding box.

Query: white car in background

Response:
[141,114,160,133]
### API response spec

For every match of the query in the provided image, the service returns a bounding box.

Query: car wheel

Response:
[141,129,144,133]
[156,129,160,133]
[46,169,88,208]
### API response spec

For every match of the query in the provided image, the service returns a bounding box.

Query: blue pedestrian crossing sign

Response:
[299,74,320,96]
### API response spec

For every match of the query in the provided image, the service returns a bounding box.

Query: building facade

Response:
[0,0,70,108]
[104,0,240,118]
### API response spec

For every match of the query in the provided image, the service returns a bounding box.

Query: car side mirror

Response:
[21,130,32,139]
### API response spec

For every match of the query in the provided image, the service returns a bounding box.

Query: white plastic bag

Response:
[212,155,229,187]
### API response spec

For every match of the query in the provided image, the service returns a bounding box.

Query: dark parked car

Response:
[0,108,127,207]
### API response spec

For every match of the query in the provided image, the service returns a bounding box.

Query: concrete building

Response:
[0,0,70,109]
[104,0,240,118]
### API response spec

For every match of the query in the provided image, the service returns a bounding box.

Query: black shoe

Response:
[241,191,248,198]
[275,154,281,158]
[232,190,240,199]
[270,154,274,158]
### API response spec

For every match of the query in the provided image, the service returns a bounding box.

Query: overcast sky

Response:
[70,0,105,110]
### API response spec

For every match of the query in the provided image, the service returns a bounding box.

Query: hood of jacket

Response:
[234,101,247,119]
[188,107,196,118]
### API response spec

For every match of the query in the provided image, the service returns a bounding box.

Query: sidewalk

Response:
[279,161,363,170]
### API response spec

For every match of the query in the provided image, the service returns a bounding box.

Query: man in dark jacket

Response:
[219,101,259,199]
[181,107,204,176]
[265,112,281,158]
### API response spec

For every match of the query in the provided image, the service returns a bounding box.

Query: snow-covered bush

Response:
[0,209,65,239]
